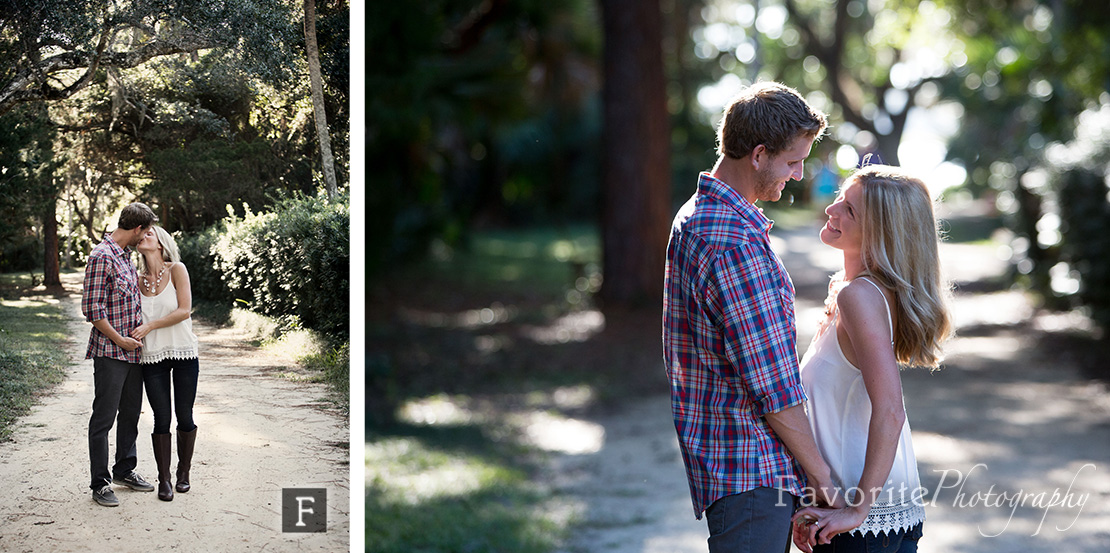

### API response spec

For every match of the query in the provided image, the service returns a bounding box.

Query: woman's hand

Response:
[131,324,152,340]
[791,505,869,551]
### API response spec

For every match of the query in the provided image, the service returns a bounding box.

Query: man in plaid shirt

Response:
[663,82,842,552]
[82,202,158,507]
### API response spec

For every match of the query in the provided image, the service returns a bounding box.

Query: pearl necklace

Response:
[144,263,169,295]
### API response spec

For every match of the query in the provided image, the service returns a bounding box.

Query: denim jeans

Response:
[813,523,924,553]
[705,487,797,553]
[89,357,144,490]
[142,357,199,434]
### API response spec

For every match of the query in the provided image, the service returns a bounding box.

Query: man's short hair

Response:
[118,202,158,230]
[717,82,828,159]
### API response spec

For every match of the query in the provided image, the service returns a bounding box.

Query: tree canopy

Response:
[0,0,349,275]
[0,0,298,115]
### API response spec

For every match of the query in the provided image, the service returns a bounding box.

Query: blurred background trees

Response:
[369,0,1110,329]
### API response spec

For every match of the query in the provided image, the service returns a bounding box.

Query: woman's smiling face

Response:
[820,178,865,253]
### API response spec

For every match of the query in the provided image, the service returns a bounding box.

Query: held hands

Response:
[789,482,854,553]
[790,505,869,553]
[130,324,152,340]
[116,336,142,351]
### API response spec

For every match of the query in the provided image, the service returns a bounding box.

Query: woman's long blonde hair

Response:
[136,226,181,275]
[849,165,953,368]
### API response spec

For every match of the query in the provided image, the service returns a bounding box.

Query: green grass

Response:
[209,306,350,414]
[368,225,652,553]
[412,224,601,298]
[366,422,566,553]
[0,275,70,441]
[300,343,350,415]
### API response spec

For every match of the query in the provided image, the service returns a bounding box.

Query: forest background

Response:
[368,0,1110,551]
[0,0,351,410]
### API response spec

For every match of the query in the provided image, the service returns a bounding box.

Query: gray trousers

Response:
[88,357,144,490]
[706,487,798,553]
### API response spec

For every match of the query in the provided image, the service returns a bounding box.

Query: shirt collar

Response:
[697,172,773,234]
[102,232,131,259]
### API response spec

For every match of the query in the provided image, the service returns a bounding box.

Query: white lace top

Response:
[799,278,925,537]
[140,274,199,364]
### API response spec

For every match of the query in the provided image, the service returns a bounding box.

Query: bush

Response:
[1057,168,1110,327]
[1043,103,1110,330]
[186,192,349,340]
[177,224,234,306]
[0,236,41,273]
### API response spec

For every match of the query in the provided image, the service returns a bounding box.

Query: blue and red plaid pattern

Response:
[663,172,808,518]
[82,234,143,363]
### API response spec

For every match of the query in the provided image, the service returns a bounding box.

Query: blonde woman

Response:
[132,226,200,502]
[792,165,953,552]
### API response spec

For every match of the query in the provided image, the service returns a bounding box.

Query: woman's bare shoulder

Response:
[836,279,889,323]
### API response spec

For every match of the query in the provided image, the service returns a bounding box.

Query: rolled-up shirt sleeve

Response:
[82,255,110,323]
[706,242,807,417]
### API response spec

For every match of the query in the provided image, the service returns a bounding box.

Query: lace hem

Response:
[848,502,926,537]
[141,347,199,364]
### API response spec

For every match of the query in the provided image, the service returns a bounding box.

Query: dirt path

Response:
[0,272,350,552]
[555,225,1110,553]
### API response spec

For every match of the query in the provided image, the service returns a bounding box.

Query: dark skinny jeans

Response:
[142,357,199,434]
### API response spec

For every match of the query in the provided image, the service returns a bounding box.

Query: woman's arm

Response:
[793,281,906,547]
[132,263,193,339]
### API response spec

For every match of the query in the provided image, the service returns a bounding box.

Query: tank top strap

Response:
[857,277,893,344]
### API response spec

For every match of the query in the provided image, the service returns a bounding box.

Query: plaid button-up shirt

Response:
[82,234,143,363]
[663,172,808,519]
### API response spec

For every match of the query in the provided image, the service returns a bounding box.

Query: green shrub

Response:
[185,192,349,339]
[0,236,42,273]
[1057,167,1110,327]
[176,223,234,306]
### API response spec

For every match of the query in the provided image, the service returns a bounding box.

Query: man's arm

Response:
[709,244,843,507]
[764,404,842,507]
[82,253,141,352]
[91,318,142,351]
[81,254,109,323]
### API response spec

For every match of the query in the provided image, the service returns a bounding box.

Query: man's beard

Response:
[754,165,782,202]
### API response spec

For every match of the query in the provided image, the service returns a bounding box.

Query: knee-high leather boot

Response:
[152,433,174,501]
[176,428,197,493]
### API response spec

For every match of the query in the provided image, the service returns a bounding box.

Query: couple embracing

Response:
[82,202,200,506]
[663,83,953,552]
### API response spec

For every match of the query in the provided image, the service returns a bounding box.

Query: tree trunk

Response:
[598,0,672,309]
[43,195,61,286]
[304,0,338,199]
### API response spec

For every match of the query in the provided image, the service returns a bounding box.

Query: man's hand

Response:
[116,337,142,351]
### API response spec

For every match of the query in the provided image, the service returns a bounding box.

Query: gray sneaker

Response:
[93,485,119,507]
[113,471,155,492]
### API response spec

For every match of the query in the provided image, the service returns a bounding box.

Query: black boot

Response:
[176,428,196,493]
[152,433,173,501]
